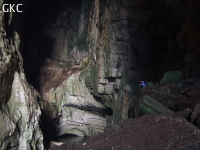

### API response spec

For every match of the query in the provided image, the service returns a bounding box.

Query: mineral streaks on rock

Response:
[43,72,104,108]
[40,0,140,129]
[42,72,107,137]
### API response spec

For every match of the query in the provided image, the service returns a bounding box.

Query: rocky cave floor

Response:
[48,74,200,150]
[49,113,200,150]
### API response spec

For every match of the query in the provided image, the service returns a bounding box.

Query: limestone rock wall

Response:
[2,72,44,150]
[29,0,200,138]
[0,1,44,149]
[1,0,200,148]
[40,0,137,135]
[42,72,107,137]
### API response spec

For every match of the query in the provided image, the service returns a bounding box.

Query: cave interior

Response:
[2,0,200,149]
[22,0,200,140]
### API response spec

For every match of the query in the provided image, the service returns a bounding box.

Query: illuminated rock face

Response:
[0,71,44,150]
[4,72,44,150]
[42,72,107,137]
[38,0,140,138]
[0,1,44,149]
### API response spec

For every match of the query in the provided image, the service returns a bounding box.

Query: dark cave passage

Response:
[23,0,83,91]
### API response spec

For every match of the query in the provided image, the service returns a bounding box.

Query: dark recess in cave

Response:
[23,0,82,148]
[23,0,82,91]
[63,104,113,116]
[24,0,60,90]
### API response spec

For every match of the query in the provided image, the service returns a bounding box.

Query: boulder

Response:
[139,95,174,115]
[146,82,159,87]
[191,103,200,124]
[50,114,200,150]
[160,71,182,85]
[172,109,193,120]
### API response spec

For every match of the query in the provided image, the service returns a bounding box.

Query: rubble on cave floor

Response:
[49,77,200,150]
[49,114,200,150]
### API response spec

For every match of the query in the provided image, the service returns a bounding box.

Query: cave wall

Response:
[39,0,200,81]
[0,1,44,149]
[38,0,109,138]
[0,0,199,148]
[29,0,200,138]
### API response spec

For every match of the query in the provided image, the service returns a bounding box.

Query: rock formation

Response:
[0,0,200,149]
[0,1,44,149]
[22,0,200,141]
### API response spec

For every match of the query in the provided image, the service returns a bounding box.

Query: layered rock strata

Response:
[41,65,107,137]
